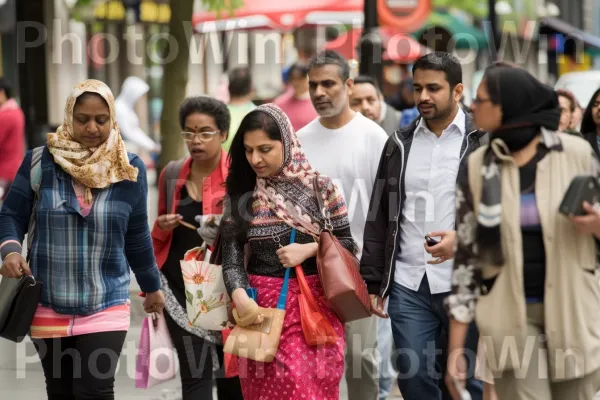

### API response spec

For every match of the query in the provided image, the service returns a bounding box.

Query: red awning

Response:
[193,0,344,32]
[325,27,429,63]
[193,0,432,35]
[302,0,363,25]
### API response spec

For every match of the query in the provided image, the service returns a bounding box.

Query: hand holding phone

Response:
[424,231,456,265]
[425,235,440,247]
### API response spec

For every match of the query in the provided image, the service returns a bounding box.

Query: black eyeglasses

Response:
[472,96,492,105]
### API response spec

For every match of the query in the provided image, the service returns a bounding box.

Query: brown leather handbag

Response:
[313,176,372,322]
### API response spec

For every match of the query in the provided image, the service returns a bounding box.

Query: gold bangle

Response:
[2,252,21,261]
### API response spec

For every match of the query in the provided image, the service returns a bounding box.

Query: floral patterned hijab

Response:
[46,79,138,204]
[252,104,347,237]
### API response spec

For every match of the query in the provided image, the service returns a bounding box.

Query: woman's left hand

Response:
[143,290,165,314]
[570,201,600,238]
[276,243,318,268]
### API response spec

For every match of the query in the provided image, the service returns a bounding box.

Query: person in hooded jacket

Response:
[446,66,600,400]
[115,76,160,155]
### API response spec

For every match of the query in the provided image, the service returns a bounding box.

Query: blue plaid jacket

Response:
[0,147,160,315]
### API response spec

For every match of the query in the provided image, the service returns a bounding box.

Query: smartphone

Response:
[425,235,440,246]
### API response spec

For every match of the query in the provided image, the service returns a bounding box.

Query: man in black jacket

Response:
[361,53,486,400]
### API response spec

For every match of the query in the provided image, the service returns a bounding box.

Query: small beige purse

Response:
[223,266,290,363]
[223,306,286,362]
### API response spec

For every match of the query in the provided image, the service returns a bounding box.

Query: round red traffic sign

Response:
[377,0,432,33]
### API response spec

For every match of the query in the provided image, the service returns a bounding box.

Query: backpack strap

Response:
[30,146,44,192]
[163,159,186,214]
[27,146,44,258]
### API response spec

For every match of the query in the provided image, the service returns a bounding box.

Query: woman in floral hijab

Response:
[220,104,358,399]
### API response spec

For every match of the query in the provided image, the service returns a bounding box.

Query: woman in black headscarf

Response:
[445,66,600,400]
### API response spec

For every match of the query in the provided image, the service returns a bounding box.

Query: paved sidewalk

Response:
[0,325,400,399]
[0,324,181,399]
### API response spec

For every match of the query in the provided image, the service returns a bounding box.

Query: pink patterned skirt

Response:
[238,274,345,400]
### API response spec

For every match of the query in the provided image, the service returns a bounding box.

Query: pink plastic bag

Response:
[135,313,177,389]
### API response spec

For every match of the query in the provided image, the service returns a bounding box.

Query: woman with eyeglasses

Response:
[151,96,243,399]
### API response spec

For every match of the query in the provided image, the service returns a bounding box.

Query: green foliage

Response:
[74,0,243,19]
[75,0,94,6]
[434,0,487,18]
[202,0,244,18]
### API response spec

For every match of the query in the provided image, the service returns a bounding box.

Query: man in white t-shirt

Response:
[297,50,388,400]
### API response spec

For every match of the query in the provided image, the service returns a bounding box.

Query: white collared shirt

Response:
[394,108,466,294]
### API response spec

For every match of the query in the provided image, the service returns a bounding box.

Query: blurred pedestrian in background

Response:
[0,78,25,204]
[273,63,317,132]
[556,88,582,136]
[396,78,420,128]
[350,75,400,136]
[223,67,256,152]
[115,76,161,157]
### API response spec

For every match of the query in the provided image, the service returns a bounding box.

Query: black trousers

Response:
[164,311,243,400]
[33,331,127,400]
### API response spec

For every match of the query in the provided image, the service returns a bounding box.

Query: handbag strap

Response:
[209,233,222,264]
[312,175,333,231]
[276,228,295,310]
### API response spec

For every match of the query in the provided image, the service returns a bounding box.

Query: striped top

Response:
[30,302,130,339]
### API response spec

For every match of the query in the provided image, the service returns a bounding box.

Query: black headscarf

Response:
[477,67,561,265]
[487,67,561,151]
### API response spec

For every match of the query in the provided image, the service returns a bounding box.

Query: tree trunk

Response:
[159,0,195,168]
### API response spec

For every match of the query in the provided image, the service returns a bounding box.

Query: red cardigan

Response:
[151,151,229,269]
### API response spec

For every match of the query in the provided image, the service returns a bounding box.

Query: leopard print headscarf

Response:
[46,79,138,204]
